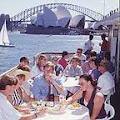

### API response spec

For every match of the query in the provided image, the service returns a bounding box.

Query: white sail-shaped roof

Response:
[57,17,70,27]
[42,6,57,27]
[55,6,71,27]
[55,6,71,19]
[36,12,44,26]
[69,15,85,27]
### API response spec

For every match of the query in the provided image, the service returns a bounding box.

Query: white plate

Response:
[47,105,66,114]
[68,103,81,110]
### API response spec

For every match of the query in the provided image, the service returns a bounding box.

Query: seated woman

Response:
[64,56,83,77]
[8,69,32,106]
[31,61,64,101]
[89,58,101,81]
[66,74,106,120]
[81,51,97,74]
[31,54,47,79]
[0,75,40,120]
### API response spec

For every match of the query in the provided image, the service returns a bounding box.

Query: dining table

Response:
[62,76,80,94]
[34,104,90,120]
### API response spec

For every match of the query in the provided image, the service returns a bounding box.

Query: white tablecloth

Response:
[34,105,90,120]
[62,77,80,94]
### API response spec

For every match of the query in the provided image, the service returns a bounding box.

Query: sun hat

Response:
[14,69,30,80]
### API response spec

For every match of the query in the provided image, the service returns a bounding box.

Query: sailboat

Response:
[0,20,15,47]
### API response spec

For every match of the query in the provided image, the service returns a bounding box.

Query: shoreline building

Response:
[26,6,85,35]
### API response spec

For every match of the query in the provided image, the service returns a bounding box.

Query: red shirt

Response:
[58,58,68,69]
[101,40,110,52]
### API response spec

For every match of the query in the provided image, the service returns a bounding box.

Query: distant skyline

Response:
[0,0,119,17]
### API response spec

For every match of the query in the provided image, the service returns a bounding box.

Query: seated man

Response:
[73,48,86,65]
[64,56,83,77]
[58,51,68,69]
[0,75,39,120]
[31,61,64,101]
[17,56,30,71]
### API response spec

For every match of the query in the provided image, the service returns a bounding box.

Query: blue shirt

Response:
[31,75,61,100]
[90,69,101,80]
[31,75,49,100]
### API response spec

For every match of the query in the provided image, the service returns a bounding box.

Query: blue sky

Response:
[0,0,119,17]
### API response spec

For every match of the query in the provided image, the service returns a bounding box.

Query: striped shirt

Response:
[12,87,23,106]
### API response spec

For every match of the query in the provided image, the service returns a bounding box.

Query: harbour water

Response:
[0,33,101,74]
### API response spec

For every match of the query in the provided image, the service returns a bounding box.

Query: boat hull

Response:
[0,44,15,47]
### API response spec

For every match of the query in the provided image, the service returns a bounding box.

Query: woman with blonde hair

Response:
[31,54,47,79]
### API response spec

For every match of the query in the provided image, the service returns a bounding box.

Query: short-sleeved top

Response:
[58,58,68,69]
[64,64,83,77]
[0,93,21,120]
[73,54,86,65]
[80,88,106,119]
[97,71,115,95]
[84,40,94,53]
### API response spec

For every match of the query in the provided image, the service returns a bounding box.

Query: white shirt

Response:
[97,71,115,95]
[0,109,3,120]
[73,54,86,65]
[0,93,21,120]
[31,64,43,78]
[79,54,86,64]
[64,64,83,77]
[84,40,94,52]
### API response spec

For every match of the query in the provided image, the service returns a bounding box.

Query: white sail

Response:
[0,20,10,45]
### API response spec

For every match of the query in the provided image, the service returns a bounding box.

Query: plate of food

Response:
[47,104,66,114]
[68,102,81,110]
[15,103,29,111]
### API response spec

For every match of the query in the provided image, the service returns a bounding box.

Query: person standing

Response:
[99,34,110,59]
[84,34,94,56]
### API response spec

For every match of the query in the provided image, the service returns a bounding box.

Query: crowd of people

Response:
[0,34,115,120]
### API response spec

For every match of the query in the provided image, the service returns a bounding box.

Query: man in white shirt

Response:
[0,75,39,120]
[0,92,21,120]
[0,75,21,120]
[97,60,115,96]
[84,34,94,56]
[74,48,86,65]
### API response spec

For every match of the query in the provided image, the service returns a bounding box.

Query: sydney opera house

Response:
[26,6,85,34]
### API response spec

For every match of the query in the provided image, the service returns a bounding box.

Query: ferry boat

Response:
[0,21,119,119]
